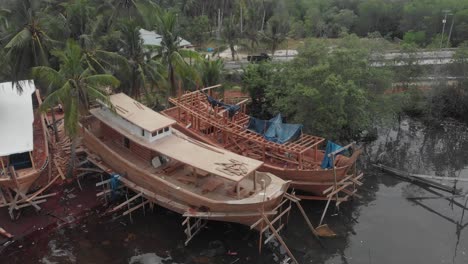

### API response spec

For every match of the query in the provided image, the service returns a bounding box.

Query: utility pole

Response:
[440,10,450,49]
[446,15,455,48]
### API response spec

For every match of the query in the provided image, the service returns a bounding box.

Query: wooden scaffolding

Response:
[168,86,326,170]
[87,154,324,264]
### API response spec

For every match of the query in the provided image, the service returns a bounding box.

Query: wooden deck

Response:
[100,138,258,202]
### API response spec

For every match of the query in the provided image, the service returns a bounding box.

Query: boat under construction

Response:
[0,81,50,219]
[163,85,364,203]
[82,93,293,228]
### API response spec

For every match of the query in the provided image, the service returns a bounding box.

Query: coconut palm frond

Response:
[32,66,65,88]
[83,74,120,88]
[5,28,32,50]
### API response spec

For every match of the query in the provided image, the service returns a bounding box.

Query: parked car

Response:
[247,53,271,63]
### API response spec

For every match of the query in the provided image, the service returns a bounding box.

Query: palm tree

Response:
[196,58,224,87]
[0,8,10,32]
[116,19,165,101]
[138,4,200,98]
[32,40,120,177]
[222,16,241,61]
[4,0,55,92]
[260,15,289,58]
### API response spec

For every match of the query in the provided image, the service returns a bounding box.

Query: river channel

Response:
[2,117,468,264]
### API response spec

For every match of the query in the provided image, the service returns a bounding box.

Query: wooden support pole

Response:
[0,227,13,239]
[332,154,339,204]
[53,158,66,180]
[29,152,36,169]
[261,214,299,264]
[0,158,5,174]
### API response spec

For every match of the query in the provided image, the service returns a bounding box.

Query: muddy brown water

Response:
[1,117,468,264]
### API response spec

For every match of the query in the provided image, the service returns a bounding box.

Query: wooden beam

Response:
[0,158,5,173]
[53,158,66,180]
[29,151,36,169]
[123,200,150,216]
[261,214,299,264]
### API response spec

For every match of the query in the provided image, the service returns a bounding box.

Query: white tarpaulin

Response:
[0,80,36,156]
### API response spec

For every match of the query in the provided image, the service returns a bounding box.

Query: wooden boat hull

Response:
[0,90,49,194]
[168,122,351,196]
[82,127,286,227]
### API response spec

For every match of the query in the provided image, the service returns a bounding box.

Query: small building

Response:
[139,29,194,50]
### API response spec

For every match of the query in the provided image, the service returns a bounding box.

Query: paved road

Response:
[224,49,458,70]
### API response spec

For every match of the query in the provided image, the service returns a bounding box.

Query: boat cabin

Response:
[86,93,270,200]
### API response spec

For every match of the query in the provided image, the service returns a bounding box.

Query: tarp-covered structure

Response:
[206,95,241,118]
[0,80,36,156]
[320,141,344,169]
[247,114,303,144]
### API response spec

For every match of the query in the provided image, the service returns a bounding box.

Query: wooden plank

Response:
[184,210,277,218]
[327,142,355,157]
[295,195,347,201]
[373,164,460,194]
[261,214,299,264]
[53,158,66,180]
[260,206,291,233]
[0,227,13,239]
[341,188,362,199]
[322,173,357,194]
[123,200,150,216]
[111,193,143,212]
[264,223,285,244]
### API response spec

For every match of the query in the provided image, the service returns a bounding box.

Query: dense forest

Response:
[0,0,467,143]
[162,0,468,48]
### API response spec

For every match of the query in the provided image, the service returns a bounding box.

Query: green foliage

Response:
[222,16,241,60]
[402,31,426,47]
[115,19,165,102]
[241,62,275,119]
[137,4,200,97]
[185,15,209,46]
[261,15,289,56]
[243,35,394,141]
[33,39,120,138]
[196,58,224,87]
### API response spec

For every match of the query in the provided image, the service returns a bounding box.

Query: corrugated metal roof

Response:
[0,80,36,156]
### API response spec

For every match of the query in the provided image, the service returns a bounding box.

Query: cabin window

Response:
[9,152,32,170]
[141,129,145,137]
[164,127,169,132]
[123,137,130,148]
[152,131,158,137]
[158,129,163,134]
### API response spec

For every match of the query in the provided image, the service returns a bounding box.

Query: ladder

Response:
[182,216,207,246]
[250,193,323,264]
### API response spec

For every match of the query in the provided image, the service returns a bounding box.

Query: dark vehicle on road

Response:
[247,53,271,63]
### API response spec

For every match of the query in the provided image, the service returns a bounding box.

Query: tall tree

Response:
[138,4,199,97]
[261,15,289,57]
[222,16,241,60]
[4,0,55,92]
[196,57,224,87]
[116,19,165,101]
[32,40,120,176]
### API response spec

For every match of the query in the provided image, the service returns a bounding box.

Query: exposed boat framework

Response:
[163,85,364,202]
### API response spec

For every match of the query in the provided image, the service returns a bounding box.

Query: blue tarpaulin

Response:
[110,173,121,200]
[247,116,269,134]
[206,95,241,118]
[320,141,344,169]
[247,114,303,144]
